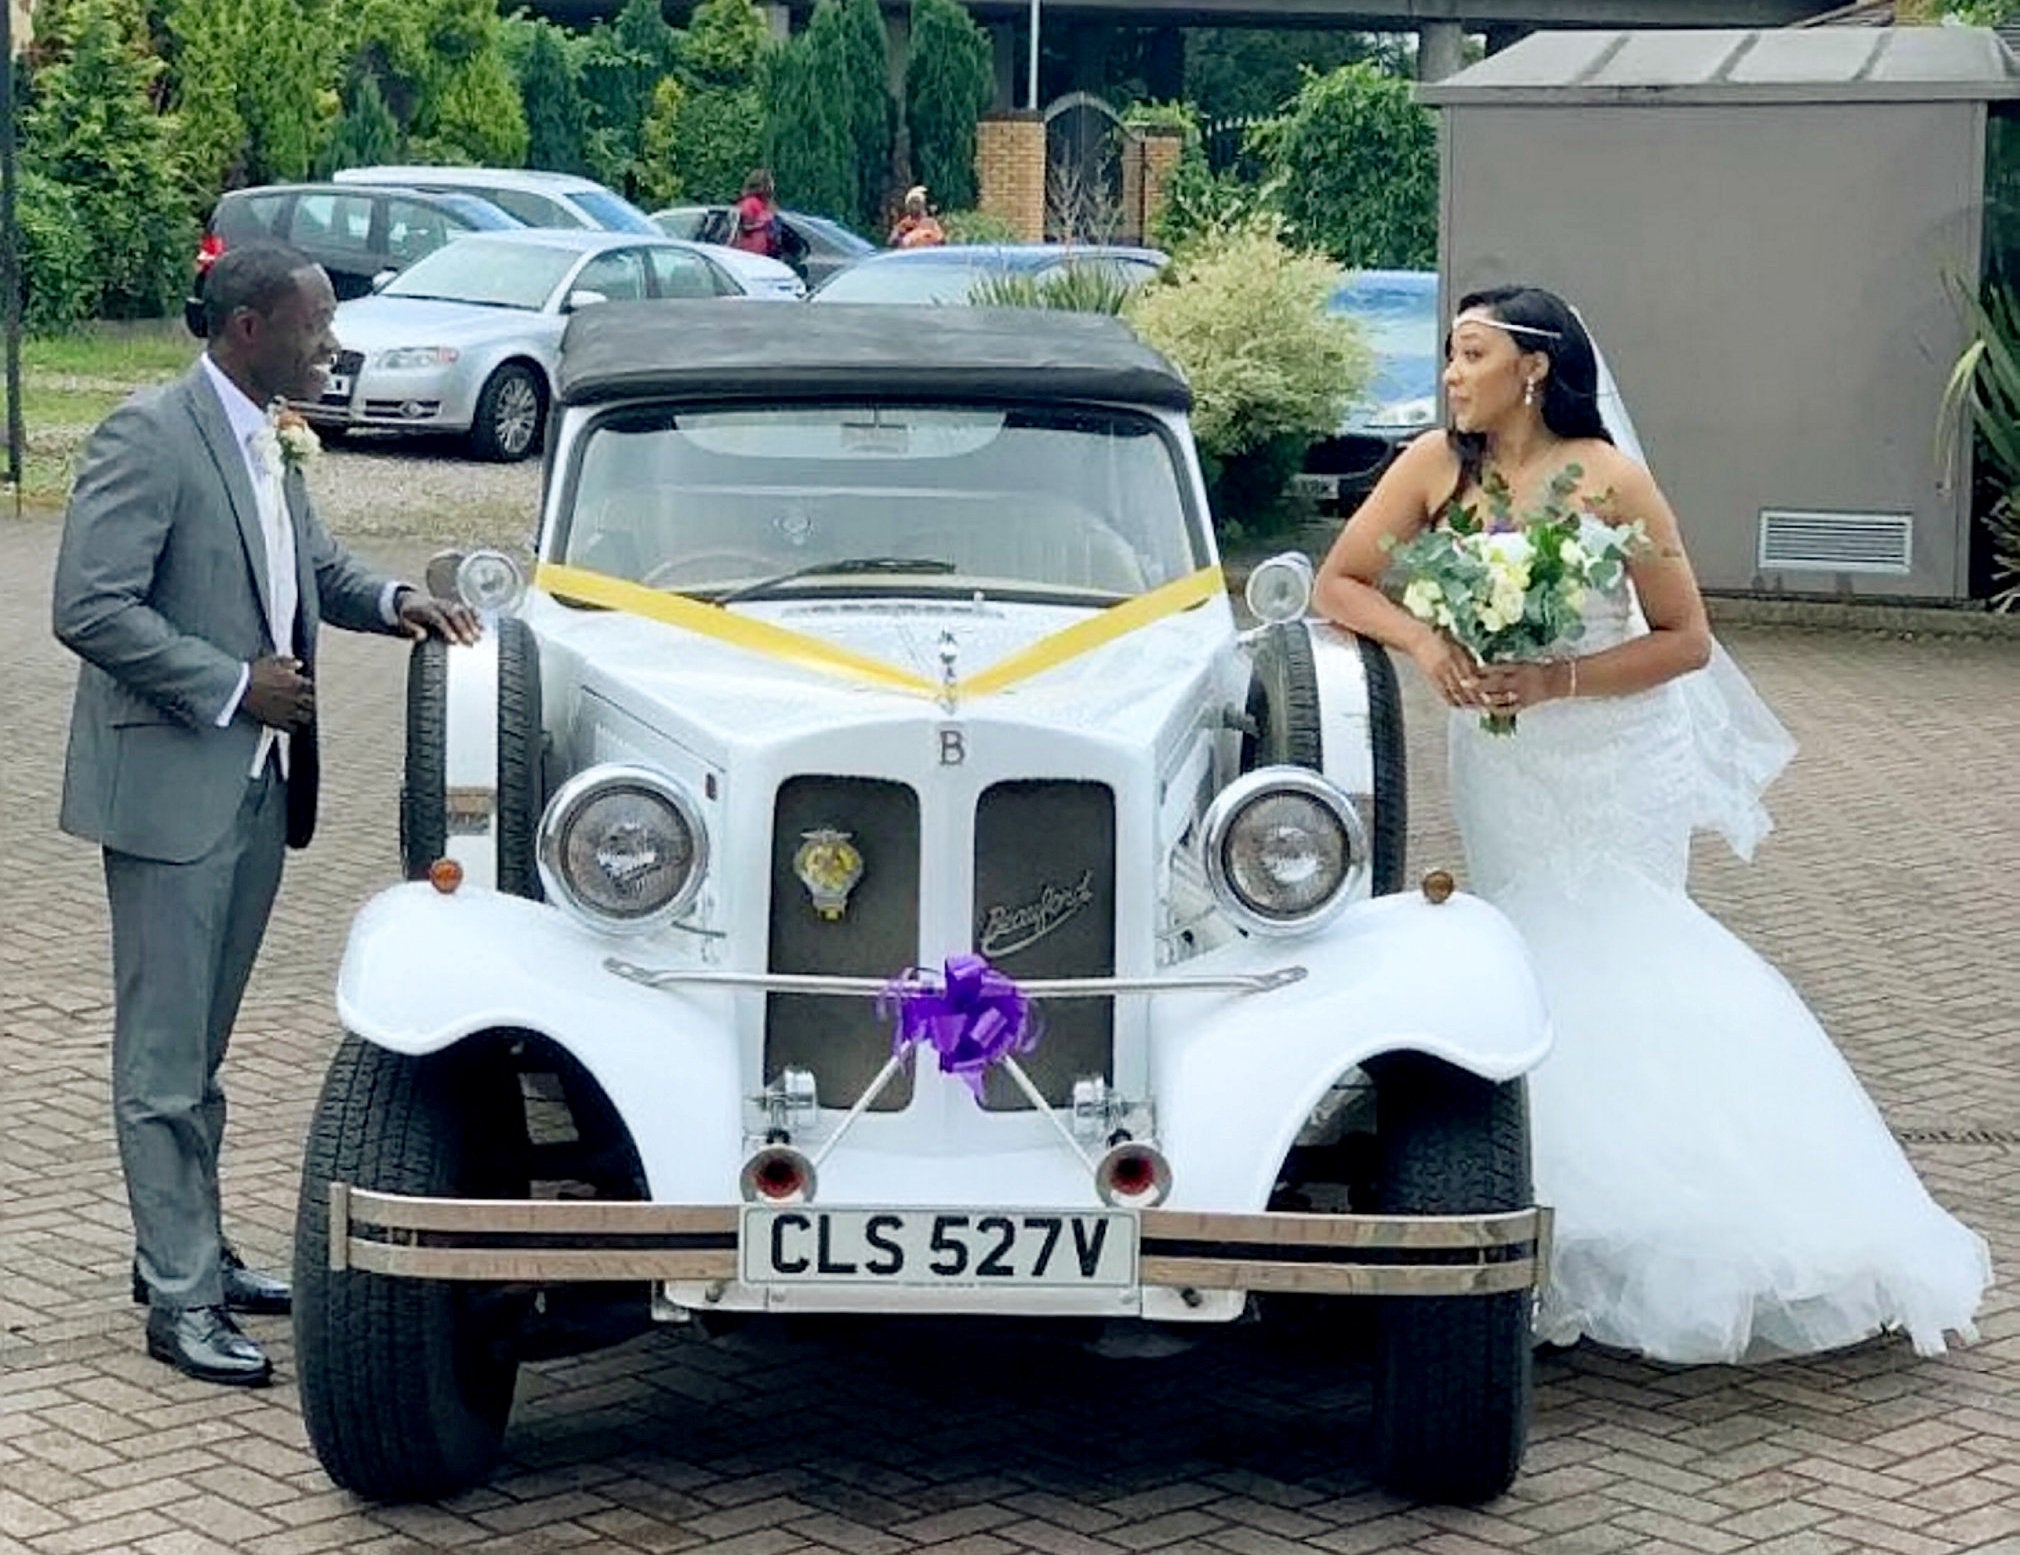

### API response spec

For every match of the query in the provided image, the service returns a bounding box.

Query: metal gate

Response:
[1043,92,1131,242]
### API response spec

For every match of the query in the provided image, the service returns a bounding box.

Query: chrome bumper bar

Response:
[327,1185,1551,1298]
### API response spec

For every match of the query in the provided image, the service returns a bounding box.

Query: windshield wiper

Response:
[716,556,955,605]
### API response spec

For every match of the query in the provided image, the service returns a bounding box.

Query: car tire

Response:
[1367,1052,1534,1504]
[1357,633,1408,895]
[293,1035,530,1503]
[495,615,544,900]
[398,639,448,880]
[1243,621,1323,770]
[468,363,545,463]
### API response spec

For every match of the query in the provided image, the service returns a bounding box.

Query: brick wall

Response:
[977,113,1044,242]
[1140,129,1183,242]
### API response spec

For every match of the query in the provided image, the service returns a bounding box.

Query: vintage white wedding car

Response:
[293,303,1553,1506]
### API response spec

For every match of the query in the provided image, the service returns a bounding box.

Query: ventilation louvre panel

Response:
[1757,510,1913,575]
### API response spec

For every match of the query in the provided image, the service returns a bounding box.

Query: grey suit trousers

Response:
[105,765,287,1311]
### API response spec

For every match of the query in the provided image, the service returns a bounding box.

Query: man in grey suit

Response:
[53,242,478,1386]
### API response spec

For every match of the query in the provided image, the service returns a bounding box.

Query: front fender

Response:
[1154,890,1549,1212]
[336,882,742,1203]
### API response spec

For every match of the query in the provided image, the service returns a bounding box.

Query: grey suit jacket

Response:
[53,361,399,863]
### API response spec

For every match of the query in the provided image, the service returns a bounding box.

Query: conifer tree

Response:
[519,21,587,175]
[903,0,991,213]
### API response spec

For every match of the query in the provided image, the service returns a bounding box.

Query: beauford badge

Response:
[793,828,864,921]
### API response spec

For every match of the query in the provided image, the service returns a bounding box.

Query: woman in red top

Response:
[731,169,781,259]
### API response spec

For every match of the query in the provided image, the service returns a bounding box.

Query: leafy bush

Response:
[16,169,97,334]
[1253,62,1437,270]
[1938,280,2020,609]
[1124,216,1369,525]
[321,70,402,174]
[1150,147,1272,256]
[431,39,528,169]
[165,0,334,203]
[27,0,191,321]
[940,207,1019,244]
[969,263,1137,315]
[904,0,991,212]
[578,0,682,193]
[634,77,686,208]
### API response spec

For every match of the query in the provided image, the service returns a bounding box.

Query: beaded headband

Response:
[1454,311,1562,342]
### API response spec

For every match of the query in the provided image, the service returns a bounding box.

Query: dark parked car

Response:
[810,243,1168,305]
[183,183,523,336]
[1298,269,1440,509]
[651,204,875,288]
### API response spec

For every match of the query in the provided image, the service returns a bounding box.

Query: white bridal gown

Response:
[1448,522,1992,1363]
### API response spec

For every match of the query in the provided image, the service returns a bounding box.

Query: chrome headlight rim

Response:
[535,763,709,936]
[1242,551,1314,625]
[1200,766,1367,936]
[454,548,528,616]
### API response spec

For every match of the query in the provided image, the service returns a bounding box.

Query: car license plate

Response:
[740,1207,1137,1288]
[323,374,352,401]
[1292,472,1341,501]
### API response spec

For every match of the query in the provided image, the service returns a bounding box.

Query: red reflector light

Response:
[755,1156,801,1198]
[739,1145,817,1205]
[1094,1141,1171,1208]
[195,233,225,274]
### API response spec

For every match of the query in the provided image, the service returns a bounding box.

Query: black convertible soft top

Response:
[557,300,1192,411]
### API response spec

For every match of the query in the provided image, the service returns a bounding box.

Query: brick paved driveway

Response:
[4,516,2018,1555]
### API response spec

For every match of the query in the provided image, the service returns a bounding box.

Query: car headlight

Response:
[536,765,708,934]
[377,345,460,370]
[1365,395,1437,430]
[1200,768,1366,934]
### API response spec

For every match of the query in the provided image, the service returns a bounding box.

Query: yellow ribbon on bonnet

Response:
[533,561,1225,700]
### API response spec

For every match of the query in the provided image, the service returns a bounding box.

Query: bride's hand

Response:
[1475,660,1574,714]
[1410,632,1483,708]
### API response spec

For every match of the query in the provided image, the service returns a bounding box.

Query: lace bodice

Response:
[1450,516,1795,904]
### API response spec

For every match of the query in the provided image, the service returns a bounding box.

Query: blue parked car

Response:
[1300,269,1440,509]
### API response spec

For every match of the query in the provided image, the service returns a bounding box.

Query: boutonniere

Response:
[273,406,321,470]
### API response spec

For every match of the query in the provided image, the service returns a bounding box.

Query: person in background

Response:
[731,168,782,260]
[888,186,946,249]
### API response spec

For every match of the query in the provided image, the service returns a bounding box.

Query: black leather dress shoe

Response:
[144,1305,273,1387]
[131,1246,292,1315]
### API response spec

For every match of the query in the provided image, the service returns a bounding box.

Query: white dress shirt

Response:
[200,356,404,775]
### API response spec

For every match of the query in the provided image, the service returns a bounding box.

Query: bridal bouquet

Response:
[1382,464,1641,734]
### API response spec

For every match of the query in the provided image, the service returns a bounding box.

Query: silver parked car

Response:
[303,229,797,461]
[333,165,660,235]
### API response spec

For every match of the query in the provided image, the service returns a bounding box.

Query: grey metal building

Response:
[1421,26,2020,600]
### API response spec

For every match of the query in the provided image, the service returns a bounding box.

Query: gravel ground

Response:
[17,410,541,548]
[302,432,543,547]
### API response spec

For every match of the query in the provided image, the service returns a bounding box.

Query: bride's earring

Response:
[1523,380,1537,407]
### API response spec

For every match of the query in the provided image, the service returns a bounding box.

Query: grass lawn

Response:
[0,318,198,512]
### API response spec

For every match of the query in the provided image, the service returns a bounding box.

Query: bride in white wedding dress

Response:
[1312,285,1990,1364]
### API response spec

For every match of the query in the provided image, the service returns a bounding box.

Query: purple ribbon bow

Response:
[879,953,1037,1099]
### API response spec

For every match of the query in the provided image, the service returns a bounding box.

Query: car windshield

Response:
[1328,274,1438,407]
[559,403,1205,602]
[572,189,660,234]
[383,238,578,309]
[432,194,525,231]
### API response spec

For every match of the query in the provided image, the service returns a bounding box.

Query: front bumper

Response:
[297,360,478,433]
[326,1184,1550,1311]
